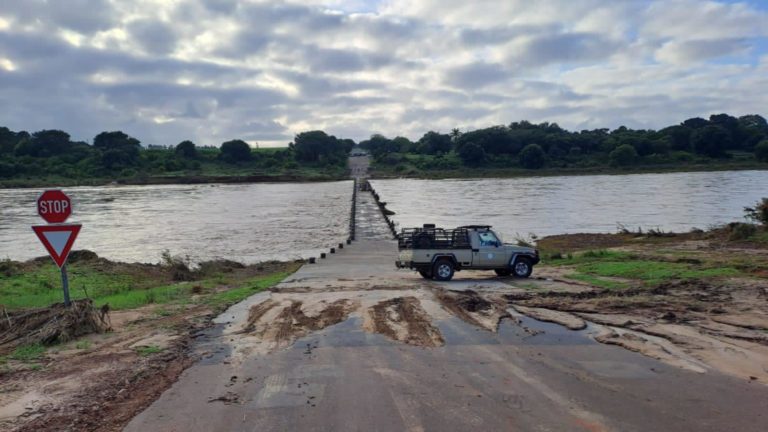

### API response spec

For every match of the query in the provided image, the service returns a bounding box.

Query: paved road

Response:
[126,158,768,432]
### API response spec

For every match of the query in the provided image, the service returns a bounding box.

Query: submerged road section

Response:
[126,156,768,432]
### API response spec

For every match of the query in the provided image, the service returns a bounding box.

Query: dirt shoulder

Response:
[507,227,768,383]
[0,256,300,432]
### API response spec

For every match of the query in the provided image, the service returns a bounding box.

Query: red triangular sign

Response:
[32,224,82,268]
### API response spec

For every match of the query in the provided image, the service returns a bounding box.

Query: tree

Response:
[220,139,252,163]
[609,144,638,167]
[450,128,462,143]
[94,131,140,150]
[755,140,768,162]
[418,131,452,155]
[691,125,731,158]
[93,131,141,169]
[175,140,198,159]
[15,130,71,157]
[457,142,486,166]
[682,117,709,129]
[292,131,345,163]
[660,125,692,151]
[519,144,546,169]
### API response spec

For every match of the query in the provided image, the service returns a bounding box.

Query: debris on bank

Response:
[0,299,110,355]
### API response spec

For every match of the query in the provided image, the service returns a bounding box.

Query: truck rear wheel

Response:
[513,257,533,278]
[432,259,455,281]
[418,269,432,279]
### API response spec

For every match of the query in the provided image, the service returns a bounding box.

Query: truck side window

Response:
[478,231,499,247]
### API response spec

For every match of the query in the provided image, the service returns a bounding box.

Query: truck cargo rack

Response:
[398,226,472,250]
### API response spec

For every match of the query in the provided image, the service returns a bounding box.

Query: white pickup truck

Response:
[395,224,540,281]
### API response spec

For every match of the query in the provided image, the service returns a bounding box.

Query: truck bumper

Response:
[395,260,412,269]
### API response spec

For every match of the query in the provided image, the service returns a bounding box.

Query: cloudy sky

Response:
[0,0,767,147]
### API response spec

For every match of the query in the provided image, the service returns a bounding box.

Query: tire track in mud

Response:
[364,297,444,347]
[435,289,510,332]
[241,299,357,347]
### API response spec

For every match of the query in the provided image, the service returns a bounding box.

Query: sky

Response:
[0,0,767,147]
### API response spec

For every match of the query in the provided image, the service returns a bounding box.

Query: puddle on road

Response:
[498,315,602,346]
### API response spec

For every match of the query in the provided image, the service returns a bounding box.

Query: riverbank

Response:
[0,253,300,431]
[0,171,347,189]
[369,159,768,180]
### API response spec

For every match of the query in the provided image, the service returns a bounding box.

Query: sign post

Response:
[33,190,81,307]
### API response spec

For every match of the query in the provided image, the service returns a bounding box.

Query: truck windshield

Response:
[478,231,499,246]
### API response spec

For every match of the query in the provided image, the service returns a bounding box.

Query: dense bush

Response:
[609,144,638,167]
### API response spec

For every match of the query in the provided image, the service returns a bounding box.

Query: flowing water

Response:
[370,170,768,240]
[2,170,766,264]
[0,181,352,264]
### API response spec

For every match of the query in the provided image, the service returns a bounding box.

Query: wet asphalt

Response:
[124,157,768,432]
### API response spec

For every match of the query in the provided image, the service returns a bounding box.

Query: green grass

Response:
[573,260,740,286]
[135,345,162,356]
[1,260,298,312]
[75,340,91,350]
[204,271,292,308]
[566,273,630,290]
[546,250,631,266]
[8,343,46,362]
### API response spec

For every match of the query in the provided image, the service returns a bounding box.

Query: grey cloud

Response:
[657,38,751,63]
[459,24,560,46]
[202,0,239,14]
[127,20,178,55]
[510,32,624,68]
[1,0,116,33]
[444,62,510,88]
[237,120,290,142]
[303,45,393,73]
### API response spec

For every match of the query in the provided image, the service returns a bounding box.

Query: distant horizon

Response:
[4,110,766,149]
[1,1,767,147]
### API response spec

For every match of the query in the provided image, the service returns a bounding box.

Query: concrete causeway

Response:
[125,156,768,432]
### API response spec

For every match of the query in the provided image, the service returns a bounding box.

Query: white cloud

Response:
[0,0,766,146]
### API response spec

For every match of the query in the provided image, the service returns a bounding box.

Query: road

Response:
[125,155,768,432]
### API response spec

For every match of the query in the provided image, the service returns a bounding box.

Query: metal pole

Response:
[61,264,71,307]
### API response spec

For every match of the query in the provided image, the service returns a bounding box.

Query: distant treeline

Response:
[360,113,768,172]
[2,112,767,184]
[0,128,352,182]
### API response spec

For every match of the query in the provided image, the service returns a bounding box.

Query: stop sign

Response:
[37,190,72,223]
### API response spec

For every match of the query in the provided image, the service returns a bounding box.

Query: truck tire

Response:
[512,257,533,278]
[494,268,512,277]
[418,269,433,279]
[432,259,455,281]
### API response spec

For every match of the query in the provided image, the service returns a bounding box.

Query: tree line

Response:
[0,128,352,181]
[359,113,768,171]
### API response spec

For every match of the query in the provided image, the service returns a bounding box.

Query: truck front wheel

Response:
[432,259,455,281]
[513,257,533,278]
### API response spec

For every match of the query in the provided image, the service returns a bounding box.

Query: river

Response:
[0,181,352,264]
[370,170,768,240]
[2,170,766,264]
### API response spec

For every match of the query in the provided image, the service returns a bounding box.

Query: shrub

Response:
[609,144,638,166]
[727,222,757,241]
[519,144,546,169]
[744,198,768,226]
[755,140,768,162]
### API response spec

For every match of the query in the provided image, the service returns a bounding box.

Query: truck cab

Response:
[396,224,540,281]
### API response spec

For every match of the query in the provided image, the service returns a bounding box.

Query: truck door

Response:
[471,231,508,268]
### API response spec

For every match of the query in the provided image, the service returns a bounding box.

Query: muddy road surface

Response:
[126,172,768,431]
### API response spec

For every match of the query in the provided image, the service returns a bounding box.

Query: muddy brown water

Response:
[0,181,352,263]
[371,170,768,237]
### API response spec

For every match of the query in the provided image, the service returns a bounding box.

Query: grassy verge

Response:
[0,254,301,312]
[371,159,768,180]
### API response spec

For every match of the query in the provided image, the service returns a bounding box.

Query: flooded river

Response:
[0,182,352,264]
[370,170,768,240]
